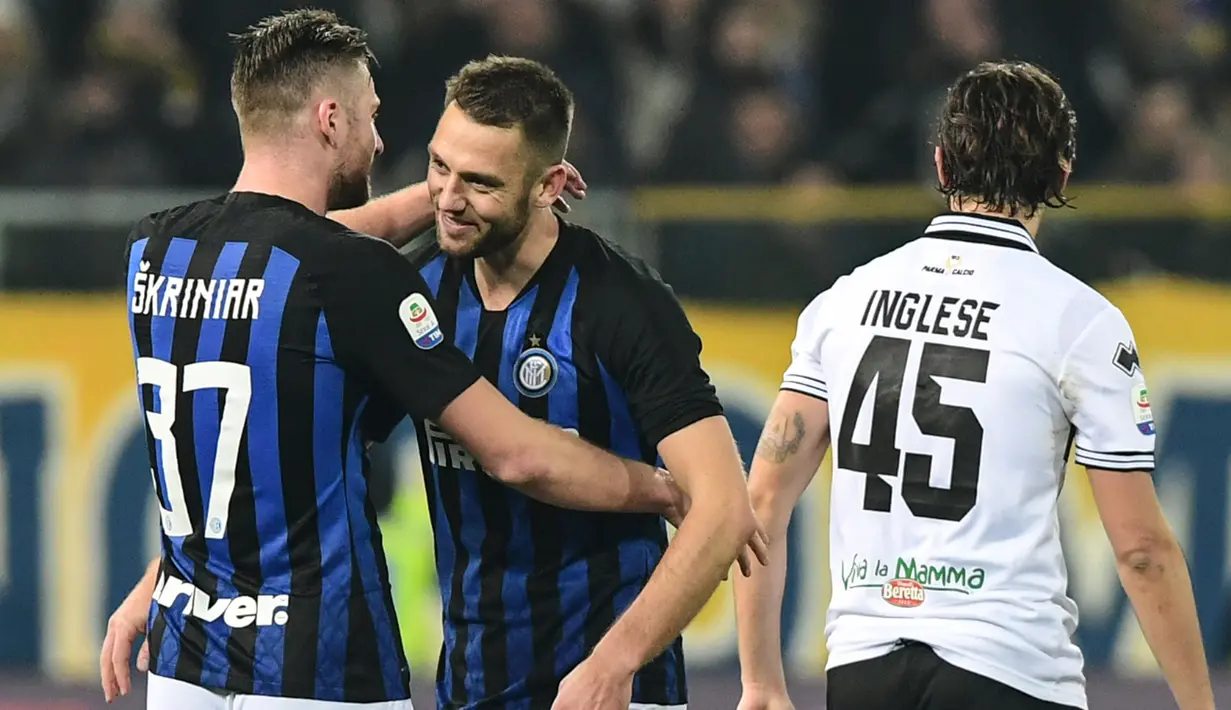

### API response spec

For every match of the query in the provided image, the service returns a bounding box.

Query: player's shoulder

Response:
[401,227,444,270]
[131,195,228,240]
[1025,257,1127,339]
[564,219,676,304]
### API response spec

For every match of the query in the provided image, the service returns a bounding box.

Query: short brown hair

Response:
[230,9,375,130]
[937,61,1077,218]
[444,56,574,166]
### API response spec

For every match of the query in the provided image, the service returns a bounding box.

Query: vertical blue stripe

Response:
[420,254,447,298]
[598,360,677,699]
[545,270,581,430]
[191,241,248,689]
[146,237,197,678]
[544,270,589,676]
[495,286,539,689]
[126,238,150,361]
[434,465,458,709]
[431,458,457,703]
[244,247,299,691]
[311,314,351,700]
[343,397,404,699]
[428,267,461,705]
[616,539,654,700]
[452,282,486,698]
[596,360,640,460]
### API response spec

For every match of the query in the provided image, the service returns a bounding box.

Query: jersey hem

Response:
[150,670,412,703]
[931,647,1087,709]
[826,647,1086,710]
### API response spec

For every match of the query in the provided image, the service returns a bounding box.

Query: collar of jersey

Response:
[922,212,1039,253]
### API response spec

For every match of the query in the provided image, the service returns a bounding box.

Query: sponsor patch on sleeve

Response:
[1132,383,1155,435]
[398,293,444,350]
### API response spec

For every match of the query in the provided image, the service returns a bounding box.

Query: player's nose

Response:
[438,176,466,211]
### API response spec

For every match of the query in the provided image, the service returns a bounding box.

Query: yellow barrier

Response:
[631,184,1231,223]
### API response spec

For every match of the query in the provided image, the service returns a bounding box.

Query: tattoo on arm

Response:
[756,411,805,463]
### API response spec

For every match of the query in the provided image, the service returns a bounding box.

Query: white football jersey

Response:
[783,213,1156,710]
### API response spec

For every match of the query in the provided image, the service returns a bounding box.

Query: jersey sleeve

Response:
[781,290,830,400]
[592,277,723,449]
[1060,305,1156,472]
[317,234,480,422]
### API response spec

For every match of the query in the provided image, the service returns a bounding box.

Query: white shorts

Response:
[146,674,414,709]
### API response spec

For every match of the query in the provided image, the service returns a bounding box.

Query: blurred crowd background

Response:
[0,0,1228,297]
[6,0,1229,189]
[4,2,1231,708]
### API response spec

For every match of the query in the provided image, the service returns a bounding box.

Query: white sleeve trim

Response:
[781,372,827,399]
[1074,445,1155,470]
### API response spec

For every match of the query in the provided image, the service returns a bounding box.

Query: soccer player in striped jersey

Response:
[355,56,764,710]
[733,61,1214,710]
[99,11,709,710]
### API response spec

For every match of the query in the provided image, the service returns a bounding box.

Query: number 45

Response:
[836,336,989,523]
[136,357,251,539]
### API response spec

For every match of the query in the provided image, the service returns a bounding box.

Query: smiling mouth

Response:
[441,212,475,228]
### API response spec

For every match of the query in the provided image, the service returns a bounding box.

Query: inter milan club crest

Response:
[516,336,558,398]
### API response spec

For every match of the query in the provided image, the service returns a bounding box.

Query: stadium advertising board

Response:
[0,278,1229,681]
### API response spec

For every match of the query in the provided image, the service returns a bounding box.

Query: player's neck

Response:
[474,209,559,310]
[949,200,1043,238]
[233,148,331,216]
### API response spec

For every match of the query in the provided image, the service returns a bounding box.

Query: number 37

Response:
[836,336,989,523]
[136,357,251,539]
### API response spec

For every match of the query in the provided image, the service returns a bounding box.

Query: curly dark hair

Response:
[936,61,1078,218]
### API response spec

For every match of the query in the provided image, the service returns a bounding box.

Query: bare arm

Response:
[437,378,681,517]
[328,182,433,248]
[735,391,831,696]
[1089,468,1214,710]
[585,415,759,676]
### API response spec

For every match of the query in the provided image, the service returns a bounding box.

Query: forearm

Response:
[735,498,793,690]
[591,495,751,674]
[501,422,675,515]
[735,396,827,690]
[1119,543,1214,710]
[328,182,433,247]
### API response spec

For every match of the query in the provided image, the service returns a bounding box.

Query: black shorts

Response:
[826,640,1081,710]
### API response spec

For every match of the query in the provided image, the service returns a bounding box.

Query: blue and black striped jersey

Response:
[124,191,479,703]
[398,218,724,709]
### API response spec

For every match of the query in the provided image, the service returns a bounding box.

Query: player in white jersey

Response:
[733,61,1214,710]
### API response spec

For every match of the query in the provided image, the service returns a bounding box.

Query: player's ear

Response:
[934,146,948,187]
[532,163,568,210]
[316,99,341,148]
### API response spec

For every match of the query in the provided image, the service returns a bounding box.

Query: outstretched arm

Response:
[329,182,434,248]
[437,381,686,518]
